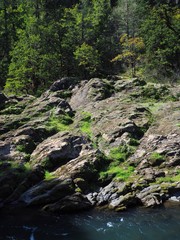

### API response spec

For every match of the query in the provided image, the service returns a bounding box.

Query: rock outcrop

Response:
[0,77,180,212]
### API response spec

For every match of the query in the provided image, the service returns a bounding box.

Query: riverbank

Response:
[0,76,180,212]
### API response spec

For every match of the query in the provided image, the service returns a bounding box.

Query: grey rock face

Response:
[30,132,90,170]
[136,185,164,207]
[20,178,74,206]
[0,77,180,213]
[42,193,92,213]
[50,77,79,92]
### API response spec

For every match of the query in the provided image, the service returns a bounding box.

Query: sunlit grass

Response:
[79,111,92,138]
[100,164,134,181]
[46,113,73,132]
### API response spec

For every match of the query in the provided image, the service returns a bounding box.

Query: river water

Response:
[0,205,180,240]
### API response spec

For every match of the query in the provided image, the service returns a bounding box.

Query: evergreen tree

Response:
[140,4,180,81]
[5,0,65,94]
[0,0,23,89]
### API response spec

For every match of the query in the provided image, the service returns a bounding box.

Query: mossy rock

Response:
[141,84,177,102]
[149,152,165,166]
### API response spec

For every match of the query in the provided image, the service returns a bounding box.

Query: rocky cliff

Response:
[0,76,180,212]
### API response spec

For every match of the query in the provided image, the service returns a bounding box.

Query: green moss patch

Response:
[46,113,73,133]
[99,144,137,182]
[56,90,72,99]
[109,145,136,163]
[131,84,177,103]
[79,111,92,138]
[156,175,180,183]
[45,170,56,180]
[149,152,165,166]
[90,80,115,100]
[100,164,134,181]
[0,105,26,115]
[0,160,31,179]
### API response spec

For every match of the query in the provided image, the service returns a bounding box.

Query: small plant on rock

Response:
[79,111,92,138]
[149,152,165,166]
[45,171,56,180]
[46,112,73,133]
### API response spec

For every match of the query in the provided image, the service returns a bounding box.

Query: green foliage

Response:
[79,111,92,138]
[56,91,72,99]
[0,0,24,89]
[99,143,137,181]
[0,160,31,179]
[5,28,41,94]
[140,4,180,81]
[16,145,31,161]
[0,104,25,115]
[24,162,31,170]
[112,33,145,76]
[140,84,177,102]
[0,0,179,91]
[109,147,127,163]
[149,152,164,161]
[149,152,165,166]
[100,163,134,181]
[1,0,117,92]
[46,113,73,133]
[109,144,136,163]
[16,144,26,152]
[74,43,100,77]
[128,138,140,146]
[40,157,53,170]
[156,170,180,183]
[45,170,56,180]
[112,0,147,37]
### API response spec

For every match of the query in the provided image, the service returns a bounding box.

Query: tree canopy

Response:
[0,0,179,94]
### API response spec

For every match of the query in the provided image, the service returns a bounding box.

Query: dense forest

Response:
[0,0,179,95]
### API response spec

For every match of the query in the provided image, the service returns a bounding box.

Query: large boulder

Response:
[42,193,92,213]
[5,165,45,203]
[30,132,91,170]
[136,185,165,207]
[70,78,114,109]
[109,192,137,211]
[50,77,79,92]
[20,178,75,206]
[54,150,103,182]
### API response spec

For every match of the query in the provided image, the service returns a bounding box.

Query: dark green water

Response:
[0,205,180,240]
